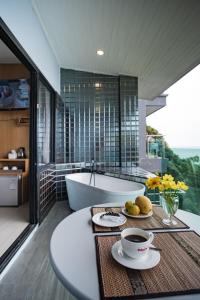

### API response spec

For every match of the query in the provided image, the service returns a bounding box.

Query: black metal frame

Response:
[38,73,56,163]
[37,74,56,224]
[0,224,36,273]
[0,18,38,224]
[0,17,57,272]
[29,71,38,224]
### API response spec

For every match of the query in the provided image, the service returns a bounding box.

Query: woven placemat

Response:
[91,206,189,233]
[95,231,200,300]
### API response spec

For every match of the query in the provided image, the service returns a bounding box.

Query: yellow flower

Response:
[158,183,165,192]
[162,174,174,182]
[169,181,178,190]
[160,180,172,190]
[145,176,161,189]
[145,174,189,193]
[177,181,189,191]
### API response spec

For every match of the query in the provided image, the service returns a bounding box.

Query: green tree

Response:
[146,126,200,215]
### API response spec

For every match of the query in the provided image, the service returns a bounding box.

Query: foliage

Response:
[146,126,160,135]
[146,126,200,215]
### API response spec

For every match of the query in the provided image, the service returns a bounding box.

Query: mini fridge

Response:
[0,174,22,206]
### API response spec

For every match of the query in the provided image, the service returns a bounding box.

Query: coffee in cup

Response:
[121,228,154,259]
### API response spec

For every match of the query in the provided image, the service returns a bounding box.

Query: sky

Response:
[147,64,200,149]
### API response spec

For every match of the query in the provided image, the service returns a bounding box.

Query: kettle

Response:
[17,147,26,159]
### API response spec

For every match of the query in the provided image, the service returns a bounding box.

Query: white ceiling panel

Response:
[0,39,20,63]
[33,0,200,99]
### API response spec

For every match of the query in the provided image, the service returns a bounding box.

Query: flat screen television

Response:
[0,79,30,110]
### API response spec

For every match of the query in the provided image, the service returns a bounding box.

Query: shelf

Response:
[16,117,29,126]
[0,159,29,173]
[0,171,22,176]
[0,158,28,161]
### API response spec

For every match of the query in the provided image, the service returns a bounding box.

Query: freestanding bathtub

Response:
[65,172,145,211]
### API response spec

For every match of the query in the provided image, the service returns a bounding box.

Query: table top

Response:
[50,203,200,300]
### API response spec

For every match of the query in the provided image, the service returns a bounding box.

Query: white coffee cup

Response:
[121,228,154,259]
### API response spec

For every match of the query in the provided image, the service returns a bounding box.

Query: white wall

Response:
[0,0,60,93]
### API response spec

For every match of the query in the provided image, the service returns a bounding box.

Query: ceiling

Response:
[33,0,200,99]
[0,39,20,63]
[145,96,166,117]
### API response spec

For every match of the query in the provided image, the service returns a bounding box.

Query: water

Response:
[172,148,200,159]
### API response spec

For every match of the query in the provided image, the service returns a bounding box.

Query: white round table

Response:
[50,203,200,300]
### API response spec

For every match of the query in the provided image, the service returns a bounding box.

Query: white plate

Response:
[92,212,127,227]
[122,208,153,219]
[111,240,160,270]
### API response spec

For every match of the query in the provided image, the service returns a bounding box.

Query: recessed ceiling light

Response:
[95,82,101,88]
[97,49,104,56]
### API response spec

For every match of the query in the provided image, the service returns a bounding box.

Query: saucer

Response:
[92,212,127,227]
[122,208,153,219]
[111,240,160,269]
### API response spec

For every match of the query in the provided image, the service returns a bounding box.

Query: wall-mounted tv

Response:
[0,79,30,110]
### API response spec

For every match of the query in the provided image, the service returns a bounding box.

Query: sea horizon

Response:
[172,147,200,158]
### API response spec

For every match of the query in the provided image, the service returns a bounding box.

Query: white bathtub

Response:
[65,172,145,211]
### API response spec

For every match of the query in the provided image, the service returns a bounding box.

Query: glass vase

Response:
[161,193,179,225]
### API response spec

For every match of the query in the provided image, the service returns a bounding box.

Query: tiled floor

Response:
[0,201,76,300]
[0,203,29,257]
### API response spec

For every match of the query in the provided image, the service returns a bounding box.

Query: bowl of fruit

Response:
[122,196,153,218]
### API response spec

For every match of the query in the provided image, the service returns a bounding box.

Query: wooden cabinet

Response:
[0,159,29,204]
[0,110,29,159]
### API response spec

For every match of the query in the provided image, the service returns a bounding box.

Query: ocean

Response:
[172,148,200,159]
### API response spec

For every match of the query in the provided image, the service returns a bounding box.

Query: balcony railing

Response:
[146,135,165,158]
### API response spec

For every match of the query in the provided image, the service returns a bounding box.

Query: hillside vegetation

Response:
[147,126,200,215]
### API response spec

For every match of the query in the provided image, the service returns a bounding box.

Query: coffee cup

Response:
[121,228,154,259]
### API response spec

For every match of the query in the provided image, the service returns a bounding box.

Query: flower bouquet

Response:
[145,174,189,225]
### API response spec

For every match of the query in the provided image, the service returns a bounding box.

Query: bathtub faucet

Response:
[89,159,95,186]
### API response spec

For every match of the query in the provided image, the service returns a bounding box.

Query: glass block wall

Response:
[37,81,51,164]
[120,76,139,167]
[61,69,138,167]
[38,165,56,223]
[55,95,65,163]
